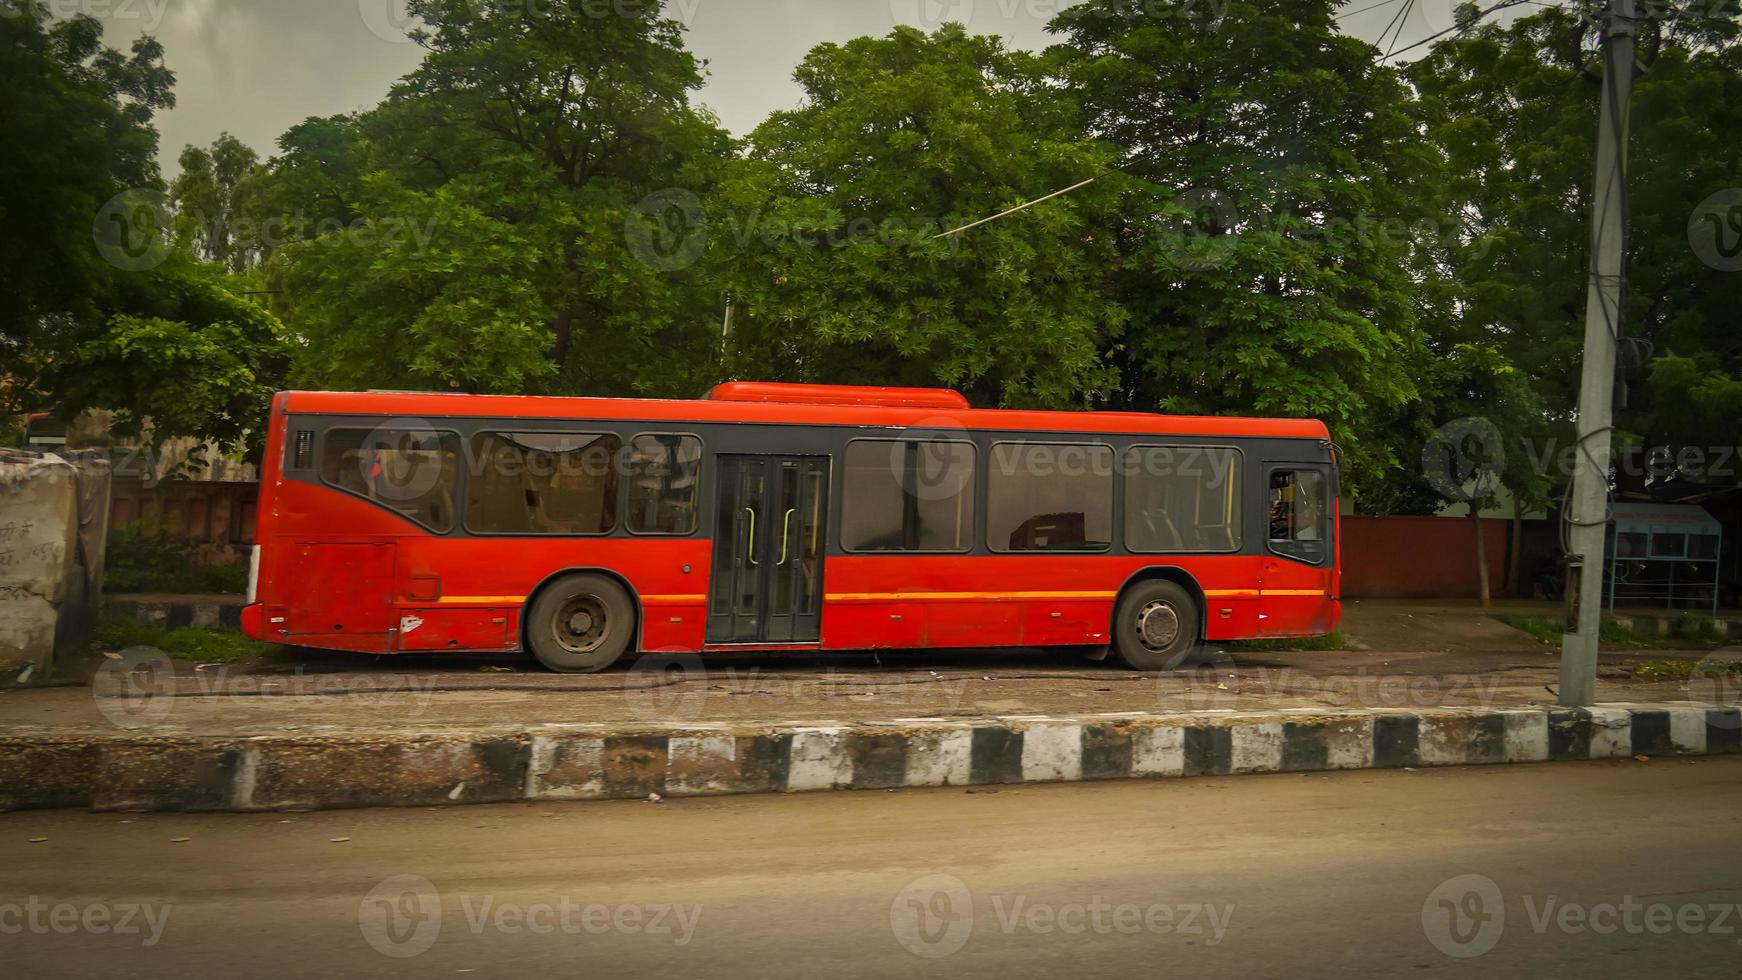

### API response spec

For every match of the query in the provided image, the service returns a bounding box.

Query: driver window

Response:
[1268,469,1328,564]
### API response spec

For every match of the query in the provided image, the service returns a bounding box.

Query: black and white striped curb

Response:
[1,704,1735,812]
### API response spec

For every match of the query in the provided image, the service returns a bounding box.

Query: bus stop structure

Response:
[1605,502,1722,614]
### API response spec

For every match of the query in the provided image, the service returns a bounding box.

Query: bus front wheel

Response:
[525,573,636,673]
[1111,580,1200,671]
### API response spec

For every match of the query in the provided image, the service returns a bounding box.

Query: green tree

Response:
[256,0,730,397]
[1048,0,1436,490]
[1407,2,1742,484]
[171,132,260,272]
[52,257,291,457]
[0,0,172,408]
[707,25,1127,408]
[0,2,289,454]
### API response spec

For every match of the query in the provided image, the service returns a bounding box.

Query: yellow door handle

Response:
[779,508,796,564]
[744,507,758,565]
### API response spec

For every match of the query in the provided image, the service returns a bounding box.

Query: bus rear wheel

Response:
[525,573,636,673]
[1111,580,1200,671]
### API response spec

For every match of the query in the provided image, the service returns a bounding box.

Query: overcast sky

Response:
[78,0,1472,176]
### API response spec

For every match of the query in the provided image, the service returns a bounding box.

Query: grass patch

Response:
[1498,614,1562,645]
[94,615,274,663]
[1496,613,1730,649]
[1223,631,1348,652]
[1625,658,1742,681]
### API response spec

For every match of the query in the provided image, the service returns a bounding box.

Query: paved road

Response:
[5,758,1741,978]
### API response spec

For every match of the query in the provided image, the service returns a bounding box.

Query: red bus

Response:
[241,383,1340,671]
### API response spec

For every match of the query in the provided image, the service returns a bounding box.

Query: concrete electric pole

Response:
[1559,0,1638,707]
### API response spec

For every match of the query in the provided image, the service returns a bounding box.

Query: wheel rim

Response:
[551,594,609,655]
[1135,600,1181,652]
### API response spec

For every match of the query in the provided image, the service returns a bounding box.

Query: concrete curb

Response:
[1,704,1736,812]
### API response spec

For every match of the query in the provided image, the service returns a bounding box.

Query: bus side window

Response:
[318,427,461,533]
[626,434,703,534]
[1124,446,1242,553]
[840,439,976,552]
[1267,469,1327,564]
[466,432,619,535]
[986,443,1112,553]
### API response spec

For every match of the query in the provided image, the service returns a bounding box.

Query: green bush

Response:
[94,615,273,663]
[102,519,249,594]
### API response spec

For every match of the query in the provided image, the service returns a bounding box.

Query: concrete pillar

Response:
[0,449,112,685]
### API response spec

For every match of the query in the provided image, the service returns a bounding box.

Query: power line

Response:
[1379,0,1548,61]
[1381,0,1420,56]
[1336,0,1410,20]
[932,177,1100,240]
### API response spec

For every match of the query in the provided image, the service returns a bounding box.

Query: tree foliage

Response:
[247,0,731,397]
[0,1,289,455]
[1049,0,1434,486]
[713,25,1127,408]
[1407,1,1742,490]
[8,0,1742,516]
[171,132,260,272]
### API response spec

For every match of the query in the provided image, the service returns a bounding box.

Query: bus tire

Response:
[525,573,636,673]
[1111,580,1200,672]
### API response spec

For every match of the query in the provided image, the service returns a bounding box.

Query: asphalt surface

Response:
[4,757,1740,978]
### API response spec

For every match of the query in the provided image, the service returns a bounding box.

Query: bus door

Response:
[1259,464,1336,636]
[706,455,829,644]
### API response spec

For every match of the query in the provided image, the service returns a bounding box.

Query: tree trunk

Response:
[1472,507,1492,609]
[550,308,575,374]
[1507,508,1525,599]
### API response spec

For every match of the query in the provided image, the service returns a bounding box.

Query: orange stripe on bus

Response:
[435,594,706,605]
[824,591,1116,602]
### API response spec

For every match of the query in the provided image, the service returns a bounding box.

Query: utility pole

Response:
[1559,0,1638,707]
